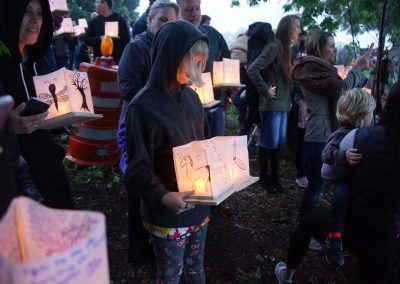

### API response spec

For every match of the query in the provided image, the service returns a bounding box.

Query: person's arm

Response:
[321,129,357,181]
[14,155,43,202]
[321,131,347,166]
[247,44,278,97]
[118,42,148,102]
[124,104,168,208]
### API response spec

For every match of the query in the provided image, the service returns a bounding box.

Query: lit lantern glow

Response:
[212,58,244,87]
[101,36,114,57]
[54,17,74,35]
[78,18,88,28]
[104,22,119,37]
[49,0,69,14]
[173,136,258,205]
[0,197,109,284]
[190,72,219,107]
[33,67,102,129]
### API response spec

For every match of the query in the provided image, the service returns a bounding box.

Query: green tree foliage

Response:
[230,0,400,43]
[67,0,139,22]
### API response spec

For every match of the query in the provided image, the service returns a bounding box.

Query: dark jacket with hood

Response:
[293,55,365,143]
[0,0,73,209]
[85,11,130,62]
[124,20,210,228]
[117,29,153,173]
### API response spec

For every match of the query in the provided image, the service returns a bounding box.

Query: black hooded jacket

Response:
[124,20,210,228]
[0,0,70,207]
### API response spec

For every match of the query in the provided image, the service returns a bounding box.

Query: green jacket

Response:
[247,40,291,112]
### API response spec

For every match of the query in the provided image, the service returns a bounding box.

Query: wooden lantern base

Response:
[183,176,259,206]
[39,112,103,129]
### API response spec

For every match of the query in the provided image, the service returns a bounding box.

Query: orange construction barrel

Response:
[66,58,122,166]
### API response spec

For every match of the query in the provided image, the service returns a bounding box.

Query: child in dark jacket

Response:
[321,88,376,265]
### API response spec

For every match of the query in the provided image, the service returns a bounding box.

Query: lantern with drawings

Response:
[173,136,258,205]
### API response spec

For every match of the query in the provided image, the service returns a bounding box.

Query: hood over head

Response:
[0,0,53,63]
[247,22,274,65]
[148,20,209,91]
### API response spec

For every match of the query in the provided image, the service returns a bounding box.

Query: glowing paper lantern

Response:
[104,22,119,37]
[49,0,69,16]
[213,58,245,88]
[190,72,219,107]
[78,19,88,29]
[33,67,102,129]
[54,17,74,35]
[0,197,109,284]
[173,136,258,205]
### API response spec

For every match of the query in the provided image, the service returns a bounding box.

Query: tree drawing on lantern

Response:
[69,72,90,111]
[37,78,68,111]
[180,155,211,193]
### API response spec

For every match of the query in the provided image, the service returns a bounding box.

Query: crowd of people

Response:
[0,0,399,283]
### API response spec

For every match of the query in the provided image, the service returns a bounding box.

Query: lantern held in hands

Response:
[33,67,102,129]
[173,136,258,205]
[190,72,219,108]
[104,22,119,37]
[213,58,245,88]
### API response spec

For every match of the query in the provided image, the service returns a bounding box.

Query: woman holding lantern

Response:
[0,0,74,209]
[247,15,301,193]
[124,20,210,283]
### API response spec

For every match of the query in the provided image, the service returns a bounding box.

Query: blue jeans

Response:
[206,105,224,137]
[259,111,287,149]
[329,181,349,232]
[299,142,326,217]
[150,226,207,284]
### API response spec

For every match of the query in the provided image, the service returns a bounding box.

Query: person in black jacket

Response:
[130,0,156,39]
[124,20,210,283]
[86,0,130,63]
[0,95,42,219]
[117,0,179,267]
[0,0,74,209]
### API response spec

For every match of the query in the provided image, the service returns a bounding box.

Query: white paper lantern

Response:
[78,18,88,28]
[173,136,258,205]
[213,58,244,88]
[49,0,69,14]
[74,24,85,36]
[55,17,74,35]
[0,197,109,284]
[33,68,102,129]
[104,22,119,37]
[190,72,219,108]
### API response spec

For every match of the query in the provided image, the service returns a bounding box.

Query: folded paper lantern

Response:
[173,136,258,205]
[213,58,245,88]
[0,197,109,284]
[74,24,85,37]
[54,17,74,35]
[190,72,219,108]
[33,67,102,129]
[49,0,69,16]
[78,19,88,29]
[104,22,119,37]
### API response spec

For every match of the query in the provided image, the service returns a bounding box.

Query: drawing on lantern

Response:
[37,79,68,111]
[180,155,211,194]
[233,140,247,170]
[69,72,90,111]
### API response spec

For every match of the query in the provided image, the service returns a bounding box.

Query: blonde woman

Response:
[247,15,301,193]
[124,20,209,283]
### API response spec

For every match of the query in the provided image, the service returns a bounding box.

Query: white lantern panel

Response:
[49,0,69,12]
[212,61,224,85]
[223,58,240,84]
[191,72,215,105]
[74,24,85,36]
[105,22,119,37]
[33,68,94,120]
[55,17,74,35]
[78,18,88,28]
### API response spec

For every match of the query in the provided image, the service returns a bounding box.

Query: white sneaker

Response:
[308,237,322,251]
[295,176,308,188]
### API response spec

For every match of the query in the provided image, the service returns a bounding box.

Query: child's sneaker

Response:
[308,237,322,251]
[326,237,345,266]
[275,262,292,284]
[295,176,308,188]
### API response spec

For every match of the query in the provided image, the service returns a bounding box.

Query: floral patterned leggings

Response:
[150,226,207,284]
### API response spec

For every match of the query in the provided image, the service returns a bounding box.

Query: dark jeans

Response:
[287,210,400,284]
[293,127,306,178]
[299,142,326,217]
[150,225,207,284]
[329,181,349,232]
[205,105,224,137]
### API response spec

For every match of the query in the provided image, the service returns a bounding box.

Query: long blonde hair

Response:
[183,39,208,87]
